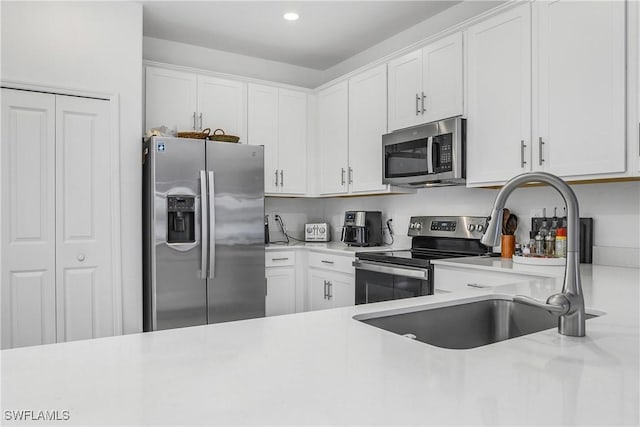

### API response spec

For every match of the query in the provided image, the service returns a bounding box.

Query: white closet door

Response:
[55,95,113,342]
[1,89,56,349]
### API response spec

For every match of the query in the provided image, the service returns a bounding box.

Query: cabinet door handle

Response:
[275,169,279,187]
[421,91,426,113]
[271,257,289,261]
[415,93,420,116]
[193,112,197,130]
[323,280,328,299]
[199,113,203,130]
[341,168,346,185]
[538,137,545,166]
[265,278,268,296]
[321,260,334,265]
[348,167,353,184]
[280,170,284,187]
[328,281,333,299]
[520,140,527,168]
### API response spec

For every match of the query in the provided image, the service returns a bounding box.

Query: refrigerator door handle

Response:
[208,170,216,279]
[200,170,208,279]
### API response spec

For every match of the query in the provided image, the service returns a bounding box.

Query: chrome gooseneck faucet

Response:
[481,172,585,337]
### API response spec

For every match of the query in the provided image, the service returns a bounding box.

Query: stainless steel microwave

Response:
[382,117,466,187]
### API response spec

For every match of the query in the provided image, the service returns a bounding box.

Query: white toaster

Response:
[305,223,330,242]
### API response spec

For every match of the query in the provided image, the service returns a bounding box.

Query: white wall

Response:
[1,1,143,334]
[144,36,323,88]
[268,181,640,254]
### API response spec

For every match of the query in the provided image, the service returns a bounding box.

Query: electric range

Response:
[353,216,492,305]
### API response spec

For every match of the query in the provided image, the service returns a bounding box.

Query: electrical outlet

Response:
[530,209,545,218]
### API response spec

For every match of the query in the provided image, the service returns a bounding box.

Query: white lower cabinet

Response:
[1,88,117,349]
[308,270,355,311]
[265,267,296,316]
[434,264,556,293]
[307,252,355,311]
[265,251,297,316]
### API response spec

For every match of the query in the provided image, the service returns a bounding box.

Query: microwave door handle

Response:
[426,136,434,174]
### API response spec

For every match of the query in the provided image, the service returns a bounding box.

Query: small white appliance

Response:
[305,223,330,242]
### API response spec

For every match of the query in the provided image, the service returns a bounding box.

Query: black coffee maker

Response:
[341,211,383,247]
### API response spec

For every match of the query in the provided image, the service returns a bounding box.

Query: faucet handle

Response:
[513,294,570,315]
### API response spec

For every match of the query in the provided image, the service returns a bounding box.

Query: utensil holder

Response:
[501,234,515,258]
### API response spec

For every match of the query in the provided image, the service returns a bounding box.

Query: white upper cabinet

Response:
[317,81,349,195]
[348,64,388,194]
[533,0,626,177]
[197,76,246,142]
[388,50,423,131]
[145,67,197,132]
[422,32,464,124]
[277,89,308,195]
[465,3,532,186]
[248,84,279,193]
[466,1,628,186]
[145,66,246,141]
[315,67,413,196]
[248,84,307,195]
[388,32,463,131]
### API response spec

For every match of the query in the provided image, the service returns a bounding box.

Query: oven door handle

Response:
[352,260,428,279]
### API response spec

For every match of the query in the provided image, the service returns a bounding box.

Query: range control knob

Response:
[319,227,325,233]
[468,224,476,232]
[415,223,421,229]
[306,227,313,233]
[476,224,484,232]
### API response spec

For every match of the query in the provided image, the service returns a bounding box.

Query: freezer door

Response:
[206,141,265,323]
[147,137,207,330]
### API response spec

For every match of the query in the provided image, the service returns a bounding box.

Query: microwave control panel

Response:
[433,134,453,173]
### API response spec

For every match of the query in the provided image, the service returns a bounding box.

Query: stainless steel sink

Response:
[355,297,599,349]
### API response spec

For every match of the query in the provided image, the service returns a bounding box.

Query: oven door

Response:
[353,260,433,305]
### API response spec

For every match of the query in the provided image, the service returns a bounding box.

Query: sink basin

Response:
[355,296,599,349]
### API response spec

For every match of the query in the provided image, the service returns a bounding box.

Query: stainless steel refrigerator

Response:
[142,137,265,331]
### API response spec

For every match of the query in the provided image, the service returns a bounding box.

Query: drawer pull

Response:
[321,260,334,264]
[467,283,487,289]
[271,257,290,261]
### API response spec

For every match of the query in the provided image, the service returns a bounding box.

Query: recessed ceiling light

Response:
[283,12,299,21]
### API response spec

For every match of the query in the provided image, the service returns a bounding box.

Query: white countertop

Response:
[1,264,638,425]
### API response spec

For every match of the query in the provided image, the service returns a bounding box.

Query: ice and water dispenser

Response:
[167,195,196,243]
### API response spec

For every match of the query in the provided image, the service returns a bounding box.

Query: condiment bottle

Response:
[535,232,544,255]
[545,234,555,257]
[555,227,567,258]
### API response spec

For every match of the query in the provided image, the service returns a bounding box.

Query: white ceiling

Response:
[142,1,460,70]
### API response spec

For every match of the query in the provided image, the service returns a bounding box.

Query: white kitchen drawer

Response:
[266,251,296,267]
[308,251,354,275]
[433,265,554,293]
